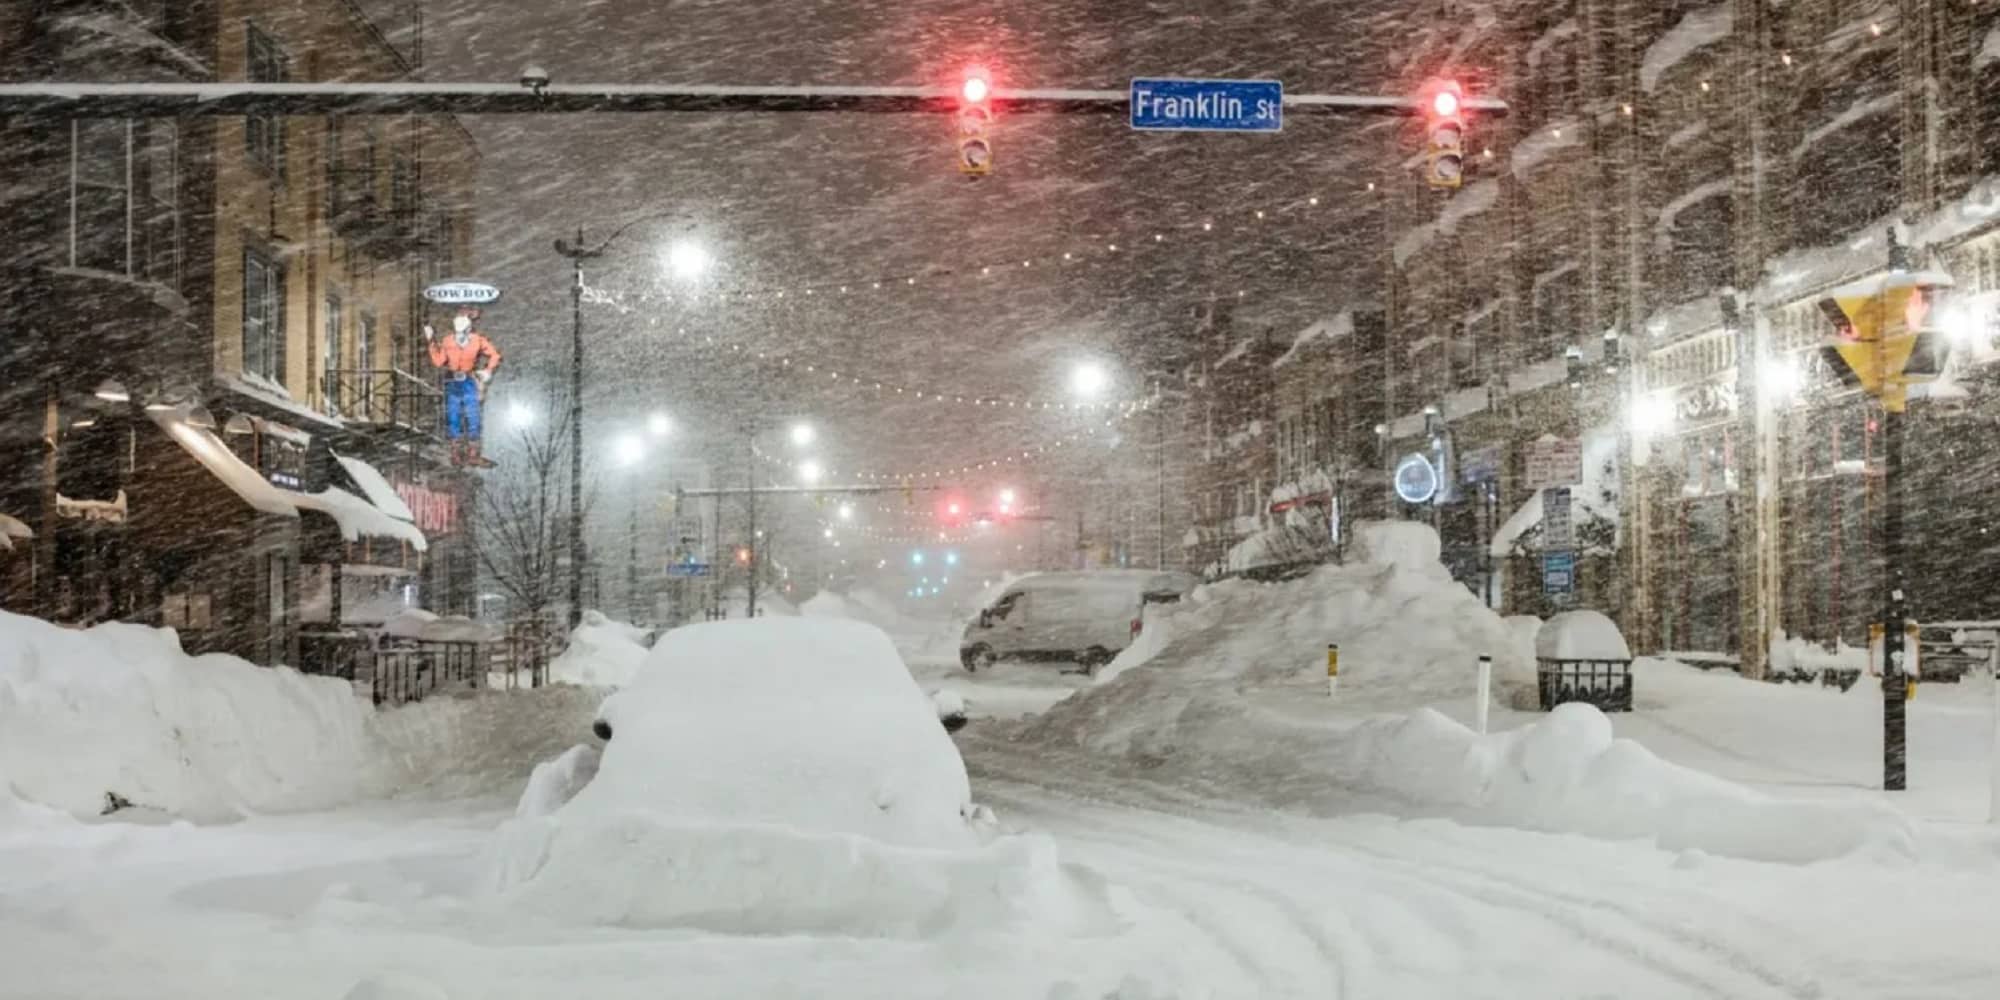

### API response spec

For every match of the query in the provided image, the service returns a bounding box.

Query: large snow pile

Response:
[0,610,377,820]
[1338,704,1913,863]
[493,617,1106,935]
[0,609,602,821]
[1034,522,1535,747]
[546,610,651,687]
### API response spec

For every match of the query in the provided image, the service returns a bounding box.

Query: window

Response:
[323,291,343,412]
[357,312,375,374]
[137,120,179,287]
[323,116,341,218]
[245,26,288,175]
[72,120,128,273]
[242,247,286,383]
[390,155,417,226]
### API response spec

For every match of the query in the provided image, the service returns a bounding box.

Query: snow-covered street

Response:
[7,751,2000,1000]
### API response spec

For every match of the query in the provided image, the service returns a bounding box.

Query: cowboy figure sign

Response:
[424,305,503,466]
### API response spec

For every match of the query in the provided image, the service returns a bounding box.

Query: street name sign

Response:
[1129,78,1283,132]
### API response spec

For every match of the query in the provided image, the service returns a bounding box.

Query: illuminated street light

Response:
[945,551,960,566]
[789,422,816,447]
[837,502,855,521]
[507,400,538,430]
[647,411,672,437]
[823,527,834,539]
[911,550,926,566]
[664,239,710,281]
[1630,390,1677,438]
[613,433,646,467]
[797,459,823,484]
[1069,361,1110,399]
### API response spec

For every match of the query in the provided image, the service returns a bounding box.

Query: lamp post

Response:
[552,214,700,629]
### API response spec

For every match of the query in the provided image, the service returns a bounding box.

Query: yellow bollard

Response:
[1327,643,1339,699]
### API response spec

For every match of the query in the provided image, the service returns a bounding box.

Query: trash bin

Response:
[1534,610,1634,712]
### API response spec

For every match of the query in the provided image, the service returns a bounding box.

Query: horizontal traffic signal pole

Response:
[0,82,1509,118]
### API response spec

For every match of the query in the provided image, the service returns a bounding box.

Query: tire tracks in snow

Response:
[969,739,1824,998]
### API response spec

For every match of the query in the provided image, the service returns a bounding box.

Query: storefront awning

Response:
[0,512,32,551]
[333,453,416,521]
[149,409,300,518]
[280,486,428,552]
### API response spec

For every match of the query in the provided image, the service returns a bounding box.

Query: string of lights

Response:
[579,178,1377,314]
[582,290,1157,413]
[749,422,1114,484]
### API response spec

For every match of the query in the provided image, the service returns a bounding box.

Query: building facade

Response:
[0,0,480,667]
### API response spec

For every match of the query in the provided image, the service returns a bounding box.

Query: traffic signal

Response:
[1817,271,1955,412]
[1425,81,1466,190]
[957,67,994,177]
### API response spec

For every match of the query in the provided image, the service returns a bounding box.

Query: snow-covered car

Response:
[959,570,1198,673]
[493,617,1094,936]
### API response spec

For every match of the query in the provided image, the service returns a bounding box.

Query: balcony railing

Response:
[323,367,442,439]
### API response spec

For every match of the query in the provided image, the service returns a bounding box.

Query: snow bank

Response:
[0,611,377,820]
[546,610,650,687]
[494,618,1108,936]
[1342,704,1913,863]
[514,744,601,819]
[0,608,603,820]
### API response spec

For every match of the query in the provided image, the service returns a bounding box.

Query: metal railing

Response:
[323,367,442,437]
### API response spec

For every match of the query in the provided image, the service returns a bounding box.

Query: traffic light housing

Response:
[1817,271,1954,412]
[957,68,994,177]
[1425,82,1466,190]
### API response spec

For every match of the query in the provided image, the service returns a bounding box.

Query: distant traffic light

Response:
[957,67,994,177]
[1425,80,1466,190]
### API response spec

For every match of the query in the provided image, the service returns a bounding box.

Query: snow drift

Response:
[493,617,1110,936]
[1340,704,1913,863]
[0,610,599,821]
[546,610,651,687]
[1019,522,1910,863]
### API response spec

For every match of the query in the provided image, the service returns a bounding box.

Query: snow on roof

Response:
[53,12,213,77]
[1644,293,1726,340]
[0,513,30,541]
[281,486,428,551]
[1914,175,2000,247]
[1791,92,1896,158]
[1394,178,1500,266]
[148,409,299,518]
[380,608,499,642]
[1823,268,1956,302]
[334,453,415,522]
[1665,122,1708,150]
[1271,311,1355,368]
[1525,18,1580,69]
[1654,178,1732,252]
[1640,4,1733,93]
[1510,121,1583,178]
[215,372,343,429]
[1981,25,2000,68]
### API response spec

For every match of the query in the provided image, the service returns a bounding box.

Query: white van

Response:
[959,570,1198,673]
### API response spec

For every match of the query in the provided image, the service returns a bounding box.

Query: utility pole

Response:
[553,227,598,631]
[745,432,759,619]
[1155,381,1167,570]
[1882,233,1913,792]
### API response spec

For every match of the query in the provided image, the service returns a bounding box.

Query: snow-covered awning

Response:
[280,487,428,552]
[0,512,30,551]
[381,608,500,643]
[334,453,415,522]
[149,409,299,518]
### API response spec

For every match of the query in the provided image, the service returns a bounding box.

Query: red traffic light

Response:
[1431,89,1460,118]
[961,68,991,104]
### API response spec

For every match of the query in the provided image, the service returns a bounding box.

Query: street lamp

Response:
[798,459,824,485]
[506,400,538,430]
[1069,361,1109,399]
[663,239,710,282]
[837,501,855,521]
[647,410,673,437]
[613,433,646,468]
[554,211,700,629]
[789,421,816,447]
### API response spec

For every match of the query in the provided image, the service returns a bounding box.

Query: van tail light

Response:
[1131,616,1143,638]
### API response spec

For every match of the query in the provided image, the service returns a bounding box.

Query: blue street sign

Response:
[1542,550,1576,599]
[667,560,711,578]
[1129,78,1283,132]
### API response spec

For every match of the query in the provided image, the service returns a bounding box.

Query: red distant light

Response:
[1432,89,1460,118]
[961,71,991,104]
[947,501,963,516]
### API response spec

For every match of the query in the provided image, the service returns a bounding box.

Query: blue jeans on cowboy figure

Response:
[445,375,482,440]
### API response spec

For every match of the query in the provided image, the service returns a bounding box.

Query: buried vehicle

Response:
[493,617,1105,936]
[960,570,1198,673]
